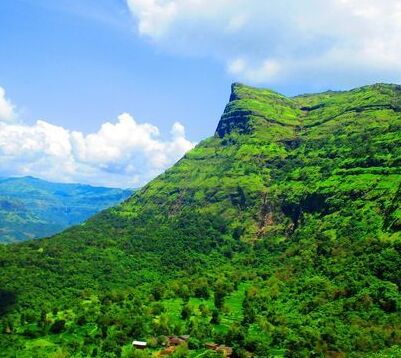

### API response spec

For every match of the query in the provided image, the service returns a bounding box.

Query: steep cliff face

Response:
[1,83,401,357]
[215,83,301,137]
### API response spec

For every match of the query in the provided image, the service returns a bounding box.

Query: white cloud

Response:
[228,58,282,83]
[127,0,401,89]
[0,87,16,122]
[0,90,195,188]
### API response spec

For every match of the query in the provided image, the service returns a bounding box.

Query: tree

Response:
[192,278,210,299]
[214,286,226,310]
[50,320,66,334]
[211,309,220,325]
[151,284,165,301]
[181,304,192,320]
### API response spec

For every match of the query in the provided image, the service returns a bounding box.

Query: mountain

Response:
[1,83,401,357]
[0,176,133,243]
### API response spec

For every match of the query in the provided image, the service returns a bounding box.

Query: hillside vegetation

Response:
[0,176,132,243]
[1,83,401,357]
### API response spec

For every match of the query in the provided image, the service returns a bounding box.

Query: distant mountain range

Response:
[0,176,133,243]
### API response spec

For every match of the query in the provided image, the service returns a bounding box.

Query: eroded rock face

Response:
[216,108,254,138]
[215,82,301,138]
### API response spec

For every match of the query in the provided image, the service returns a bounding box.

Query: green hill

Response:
[0,176,133,243]
[1,83,401,357]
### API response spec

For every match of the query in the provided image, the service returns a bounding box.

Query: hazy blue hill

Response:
[0,176,133,243]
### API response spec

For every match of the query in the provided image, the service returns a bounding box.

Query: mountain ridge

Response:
[217,82,401,137]
[1,83,401,356]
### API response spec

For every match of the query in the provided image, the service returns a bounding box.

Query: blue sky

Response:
[1,0,400,187]
[0,0,230,138]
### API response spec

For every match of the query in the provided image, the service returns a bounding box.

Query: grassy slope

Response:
[0,177,133,243]
[1,83,401,357]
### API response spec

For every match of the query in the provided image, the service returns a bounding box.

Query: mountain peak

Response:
[216,83,299,138]
[229,82,286,101]
[216,82,401,138]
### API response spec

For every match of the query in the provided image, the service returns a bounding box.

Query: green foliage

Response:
[2,83,401,356]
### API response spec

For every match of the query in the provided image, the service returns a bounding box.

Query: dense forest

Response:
[0,176,132,243]
[1,83,401,357]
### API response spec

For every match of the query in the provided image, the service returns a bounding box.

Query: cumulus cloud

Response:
[0,87,16,122]
[127,0,401,89]
[0,91,195,188]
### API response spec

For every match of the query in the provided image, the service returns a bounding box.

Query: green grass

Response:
[221,283,249,326]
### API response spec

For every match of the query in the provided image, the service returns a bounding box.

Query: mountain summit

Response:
[217,82,401,137]
[216,82,300,137]
[1,84,401,356]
